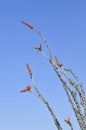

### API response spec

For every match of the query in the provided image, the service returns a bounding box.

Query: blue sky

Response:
[0,0,86,130]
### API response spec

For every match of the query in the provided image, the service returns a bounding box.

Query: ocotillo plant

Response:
[20,20,86,130]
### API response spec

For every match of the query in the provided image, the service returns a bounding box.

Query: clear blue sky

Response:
[0,0,86,130]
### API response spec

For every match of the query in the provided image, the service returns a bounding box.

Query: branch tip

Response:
[21,20,34,29]
[26,63,32,78]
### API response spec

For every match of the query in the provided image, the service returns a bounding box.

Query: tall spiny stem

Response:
[21,20,86,130]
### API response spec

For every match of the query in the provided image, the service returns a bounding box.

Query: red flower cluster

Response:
[35,44,42,51]
[64,117,71,126]
[55,56,63,67]
[26,63,32,78]
[20,85,31,93]
[21,20,33,29]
